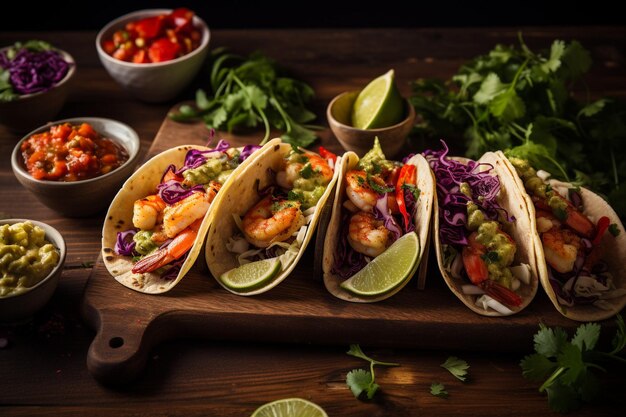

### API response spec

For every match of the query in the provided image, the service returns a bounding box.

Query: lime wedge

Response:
[351,69,404,129]
[219,258,281,292]
[340,232,420,296]
[251,398,328,417]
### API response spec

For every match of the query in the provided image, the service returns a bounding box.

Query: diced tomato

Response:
[148,38,180,62]
[134,16,164,40]
[112,30,129,47]
[102,40,116,55]
[78,123,98,139]
[51,123,72,140]
[170,8,194,32]
[132,49,149,63]
[112,46,133,62]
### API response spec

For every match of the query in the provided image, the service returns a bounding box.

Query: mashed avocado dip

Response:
[0,221,59,297]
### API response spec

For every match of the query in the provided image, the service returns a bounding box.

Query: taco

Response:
[501,156,626,321]
[205,138,340,295]
[322,138,435,302]
[426,141,539,316]
[102,140,261,294]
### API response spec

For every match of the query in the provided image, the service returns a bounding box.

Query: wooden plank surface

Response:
[1,28,625,416]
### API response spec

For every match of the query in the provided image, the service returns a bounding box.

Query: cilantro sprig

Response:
[345,344,399,400]
[170,48,320,148]
[520,315,626,413]
[441,356,470,381]
[411,33,626,218]
[429,382,448,398]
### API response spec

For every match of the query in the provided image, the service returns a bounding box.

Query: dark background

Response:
[2,0,620,30]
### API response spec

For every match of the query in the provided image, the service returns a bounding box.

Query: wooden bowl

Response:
[327,91,415,158]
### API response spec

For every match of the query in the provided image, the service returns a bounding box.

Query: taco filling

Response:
[225,146,337,272]
[114,140,260,279]
[508,157,625,310]
[426,142,531,315]
[332,138,420,279]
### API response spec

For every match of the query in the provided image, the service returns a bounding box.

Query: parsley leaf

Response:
[345,344,398,400]
[169,49,320,148]
[441,356,469,382]
[430,382,448,398]
[520,315,626,413]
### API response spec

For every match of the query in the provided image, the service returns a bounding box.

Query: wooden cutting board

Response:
[82,110,580,384]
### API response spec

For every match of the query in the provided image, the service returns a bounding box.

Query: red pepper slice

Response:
[148,38,181,62]
[592,216,611,246]
[396,164,416,229]
[318,146,337,165]
[134,16,164,40]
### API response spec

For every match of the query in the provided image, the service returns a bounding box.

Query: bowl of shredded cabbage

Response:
[0,40,76,133]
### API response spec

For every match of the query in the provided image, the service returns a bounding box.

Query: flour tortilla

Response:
[432,151,540,316]
[498,156,626,321]
[205,138,341,295]
[322,152,435,302]
[102,144,259,294]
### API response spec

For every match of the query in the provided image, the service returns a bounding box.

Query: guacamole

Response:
[509,157,568,217]
[0,221,59,297]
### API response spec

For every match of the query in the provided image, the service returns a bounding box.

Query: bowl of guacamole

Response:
[0,219,66,322]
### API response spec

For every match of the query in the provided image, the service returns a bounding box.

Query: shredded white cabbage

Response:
[537,170,551,181]
[461,285,484,295]
[226,235,249,254]
[511,264,531,285]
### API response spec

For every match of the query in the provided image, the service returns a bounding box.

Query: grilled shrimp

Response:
[276,153,333,189]
[242,195,305,248]
[347,211,390,257]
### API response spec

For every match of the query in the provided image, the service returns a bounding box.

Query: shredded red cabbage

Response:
[115,229,137,256]
[373,194,401,242]
[424,140,513,246]
[160,253,188,281]
[0,49,69,95]
[240,144,262,162]
[332,211,368,279]
[157,180,205,204]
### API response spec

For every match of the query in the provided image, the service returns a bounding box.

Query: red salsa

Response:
[21,122,128,182]
[102,8,202,63]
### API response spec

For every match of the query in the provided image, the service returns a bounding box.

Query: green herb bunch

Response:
[520,315,626,413]
[170,48,319,147]
[411,34,626,217]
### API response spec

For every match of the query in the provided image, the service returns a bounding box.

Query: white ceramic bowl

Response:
[11,117,141,217]
[0,47,75,133]
[0,219,67,323]
[95,9,210,103]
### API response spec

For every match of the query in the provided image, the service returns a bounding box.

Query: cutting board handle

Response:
[84,306,156,384]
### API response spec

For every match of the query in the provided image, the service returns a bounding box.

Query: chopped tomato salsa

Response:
[102,8,202,64]
[21,122,128,182]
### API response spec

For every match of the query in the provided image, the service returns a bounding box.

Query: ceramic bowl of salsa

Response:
[0,219,66,323]
[11,117,141,217]
[95,8,210,103]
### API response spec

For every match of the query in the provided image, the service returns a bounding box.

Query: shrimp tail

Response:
[132,248,174,274]
[479,280,523,307]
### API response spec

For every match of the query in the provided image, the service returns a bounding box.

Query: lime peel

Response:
[250,397,328,417]
[351,69,404,129]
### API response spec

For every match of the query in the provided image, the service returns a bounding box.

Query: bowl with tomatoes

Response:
[11,117,140,217]
[96,8,210,103]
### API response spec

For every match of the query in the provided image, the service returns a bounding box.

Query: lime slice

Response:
[251,398,328,417]
[340,232,420,296]
[219,258,281,292]
[351,69,404,129]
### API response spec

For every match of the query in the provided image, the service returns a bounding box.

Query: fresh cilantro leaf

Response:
[345,345,398,400]
[578,99,610,118]
[287,190,303,204]
[520,353,557,381]
[204,107,228,129]
[346,369,373,399]
[561,40,591,79]
[481,251,499,264]
[402,184,420,201]
[608,223,621,237]
[473,73,507,104]
[441,356,469,382]
[571,323,600,352]
[367,173,394,194]
[430,382,448,398]
[299,162,313,179]
[556,343,585,386]
[533,324,568,358]
[546,382,581,413]
[541,40,565,74]
[489,89,526,121]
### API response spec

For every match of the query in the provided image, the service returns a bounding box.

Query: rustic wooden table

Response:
[1,28,625,417]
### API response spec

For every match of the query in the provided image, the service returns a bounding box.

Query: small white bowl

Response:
[0,219,66,323]
[96,9,210,103]
[0,47,75,133]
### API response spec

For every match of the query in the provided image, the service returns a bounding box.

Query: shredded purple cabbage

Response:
[423,140,513,246]
[115,230,137,256]
[402,153,416,164]
[332,211,368,279]
[157,180,205,204]
[373,195,401,242]
[240,144,261,162]
[0,49,69,95]
[160,254,188,281]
